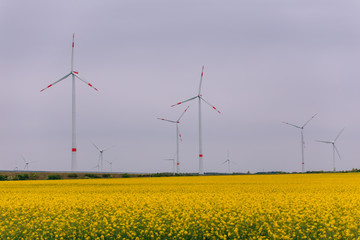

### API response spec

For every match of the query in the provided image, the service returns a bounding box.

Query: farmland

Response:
[1,174,360,239]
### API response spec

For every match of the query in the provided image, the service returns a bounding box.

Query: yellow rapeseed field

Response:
[1,173,360,239]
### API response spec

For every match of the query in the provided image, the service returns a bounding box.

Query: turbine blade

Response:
[221,160,228,165]
[103,145,116,151]
[171,96,197,107]
[177,106,190,122]
[334,128,345,142]
[302,113,318,128]
[91,141,101,152]
[40,73,71,92]
[281,122,301,129]
[71,34,75,71]
[334,145,342,160]
[74,74,99,91]
[157,118,177,123]
[179,132,183,142]
[164,159,175,161]
[315,140,332,144]
[200,97,221,114]
[198,65,204,95]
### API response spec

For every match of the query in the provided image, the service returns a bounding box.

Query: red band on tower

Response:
[72,148,77,152]
[199,154,203,157]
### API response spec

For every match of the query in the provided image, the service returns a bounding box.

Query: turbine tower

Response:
[158,106,190,173]
[41,34,98,171]
[171,66,221,175]
[282,113,317,173]
[92,142,115,172]
[316,128,344,172]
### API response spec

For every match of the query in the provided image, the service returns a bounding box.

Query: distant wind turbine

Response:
[40,34,99,171]
[92,142,115,172]
[171,66,221,175]
[221,151,236,174]
[164,153,176,175]
[316,128,344,172]
[106,160,113,172]
[158,106,190,173]
[22,155,34,170]
[282,113,317,172]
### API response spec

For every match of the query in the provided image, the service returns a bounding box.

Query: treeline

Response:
[0,172,199,181]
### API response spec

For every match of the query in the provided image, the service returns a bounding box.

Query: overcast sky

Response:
[1,0,360,173]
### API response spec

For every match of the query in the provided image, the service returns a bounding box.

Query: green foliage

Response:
[67,173,78,179]
[14,174,29,180]
[102,174,112,178]
[47,175,62,180]
[84,173,100,178]
[0,175,8,181]
[122,173,130,178]
[30,172,39,180]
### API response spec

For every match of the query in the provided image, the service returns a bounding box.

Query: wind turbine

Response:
[164,153,176,175]
[105,160,113,172]
[316,128,344,172]
[93,162,100,172]
[158,106,190,173]
[221,151,236,174]
[171,66,221,175]
[282,113,317,173]
[92,142,115,172]
[22,155,34,171]
[40,34,98,171]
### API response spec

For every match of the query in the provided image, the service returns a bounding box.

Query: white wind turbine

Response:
[41,34,98,171]
[92,142,115,172]
[171,66,221,175]
[105,160,113,172]
[164,155,176,175]
[282,113,317,173]
[158,106,190,173]
[22,155,34,170]
[221,151,236,174]
[316,128,344,172]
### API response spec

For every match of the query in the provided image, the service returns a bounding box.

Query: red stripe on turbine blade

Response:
[88,83,93,87]
[72,42,74,48]
[94,88,98,91]
[73,71,78,74]
[177,163,179,165]
[199,154,203,157]
[201,72,203,77]
[48,84,52,88]
[72,148,77,152]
